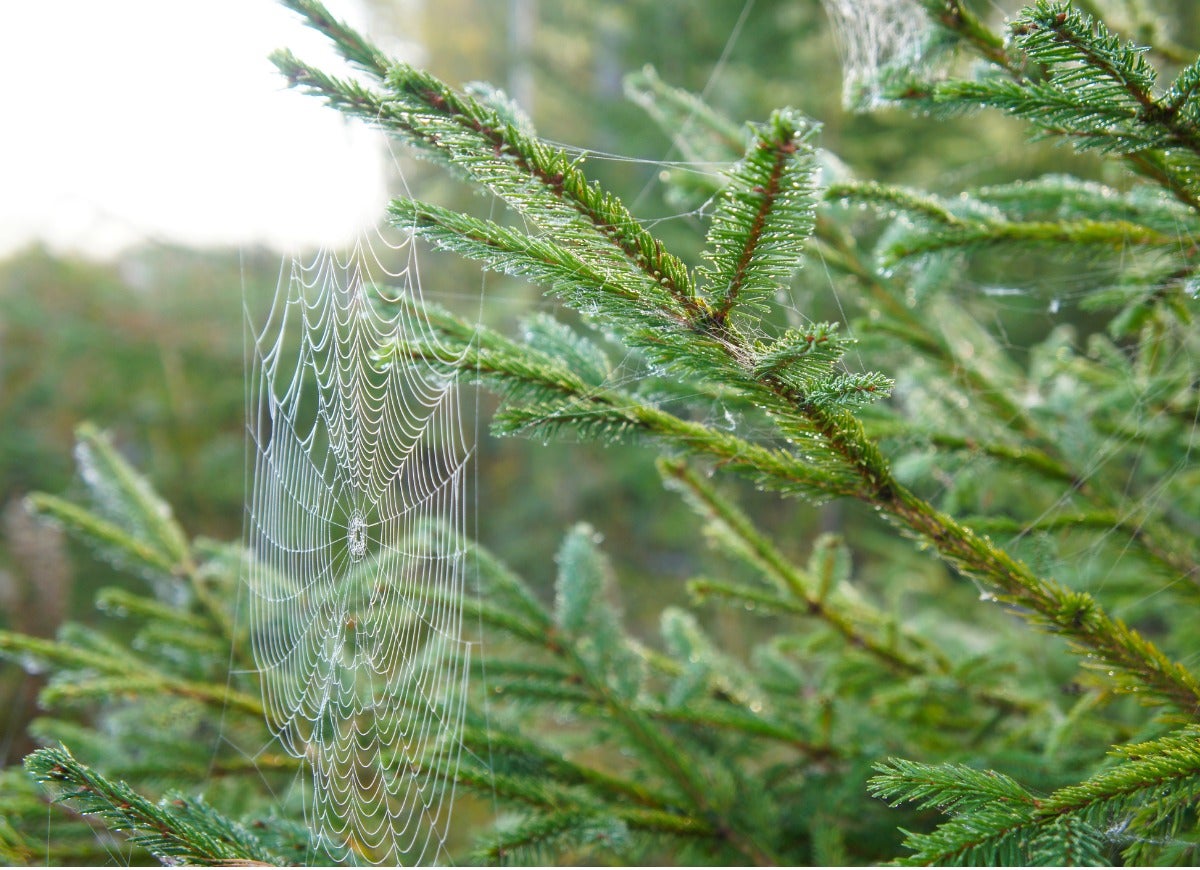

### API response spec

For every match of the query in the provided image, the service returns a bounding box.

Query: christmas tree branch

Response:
[816,200,1200,594]
[663,459,1032,716]
[934,1,1200,212]
[871,726,1200,865]
[26,746,286,866]
[385,197,1200,717]
[0,631,265,718]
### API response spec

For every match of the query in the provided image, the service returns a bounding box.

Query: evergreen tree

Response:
[3,0,1200,864]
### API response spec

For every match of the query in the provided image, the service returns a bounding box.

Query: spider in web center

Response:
[346,513,368,562]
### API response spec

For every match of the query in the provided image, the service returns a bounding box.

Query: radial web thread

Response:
[245,229,471,865]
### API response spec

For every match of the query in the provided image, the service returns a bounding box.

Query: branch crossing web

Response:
[244,229,472,865]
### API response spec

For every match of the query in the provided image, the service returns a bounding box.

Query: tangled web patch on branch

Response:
[820,0,939,110]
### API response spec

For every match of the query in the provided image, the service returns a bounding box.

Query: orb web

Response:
[244,228,471,865]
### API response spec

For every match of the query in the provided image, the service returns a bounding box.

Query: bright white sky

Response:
[0,1,399,259]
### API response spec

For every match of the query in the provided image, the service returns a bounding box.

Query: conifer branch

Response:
[26,492,179,576]
[383,171,1200,717]
[872,726,1200,865]
[1123,151,1200,212]
[274,16,702,321]
[664,464,931,669]
[623,65,747,164]
[471,809,703,865]
[258,8,1200,863]
[549,536,781,866]
[922,0,1018,76]
[464,726,677,811]
[72,422,192,573]
[825,181,968,228]
[0,630,265,718]
[26,747,286,866]
[640,699,828,756]
[933,1,1200,212]
[387,198,688,341]
[882,218,1180,265]
[384,316,858,500]
[278,0,390,78]
[811,212,1050,446]
[94,586,211,632]
[557,536,787,863]
[451,529,799,863]
[664,459,1036,717]
[822,193,1200,594]
[700,110,817,327]
[966,511,1200,588]
[883,486,1200,713]
[860,421,1079,485]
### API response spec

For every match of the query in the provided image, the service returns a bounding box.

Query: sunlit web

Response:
[244,227,471,864]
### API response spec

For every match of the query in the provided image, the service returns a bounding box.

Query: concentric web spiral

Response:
[244,229,471,864]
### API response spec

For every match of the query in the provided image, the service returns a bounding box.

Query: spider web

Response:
[819,0,940,110]
[244,226,471,865]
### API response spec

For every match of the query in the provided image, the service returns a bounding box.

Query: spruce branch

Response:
[699,109,818,328]
[27,492,179,577]
[386,197,690,349]
[278,0,390,78]
[825,181,969,228]
[277,16,1200,867]
[625,8,1200,610]
[381,310,860,500]
[72,422,192,573]
[919,0,1018,76]
[663,462,928,673]
[0,630,265,718]
[860,420,1078,485]
[872,726,1200,865]
[468,527,786,865]
[1022,1,1159,112]
[463,726,677,811]
[623,65,747,165]
[416,525,805,861]
[26,747,287,866]
[382,162,1200,718]
[881,217,1181,266]
[21,423,192,585]
[547,528,782,865]
[25,424,249,646]
[883,486,1200,713]
[811,210,1050,445]
[274,20,702,322]
[823,193,1200,595]
[641,696,826,755]
[472,811,633,865]
[933,1,1200,211]
[870,756,1038,817]
[973,174,1197,231]
[663,459,1035,717]
[94,586,213,633]
[1164,56,1200,118]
